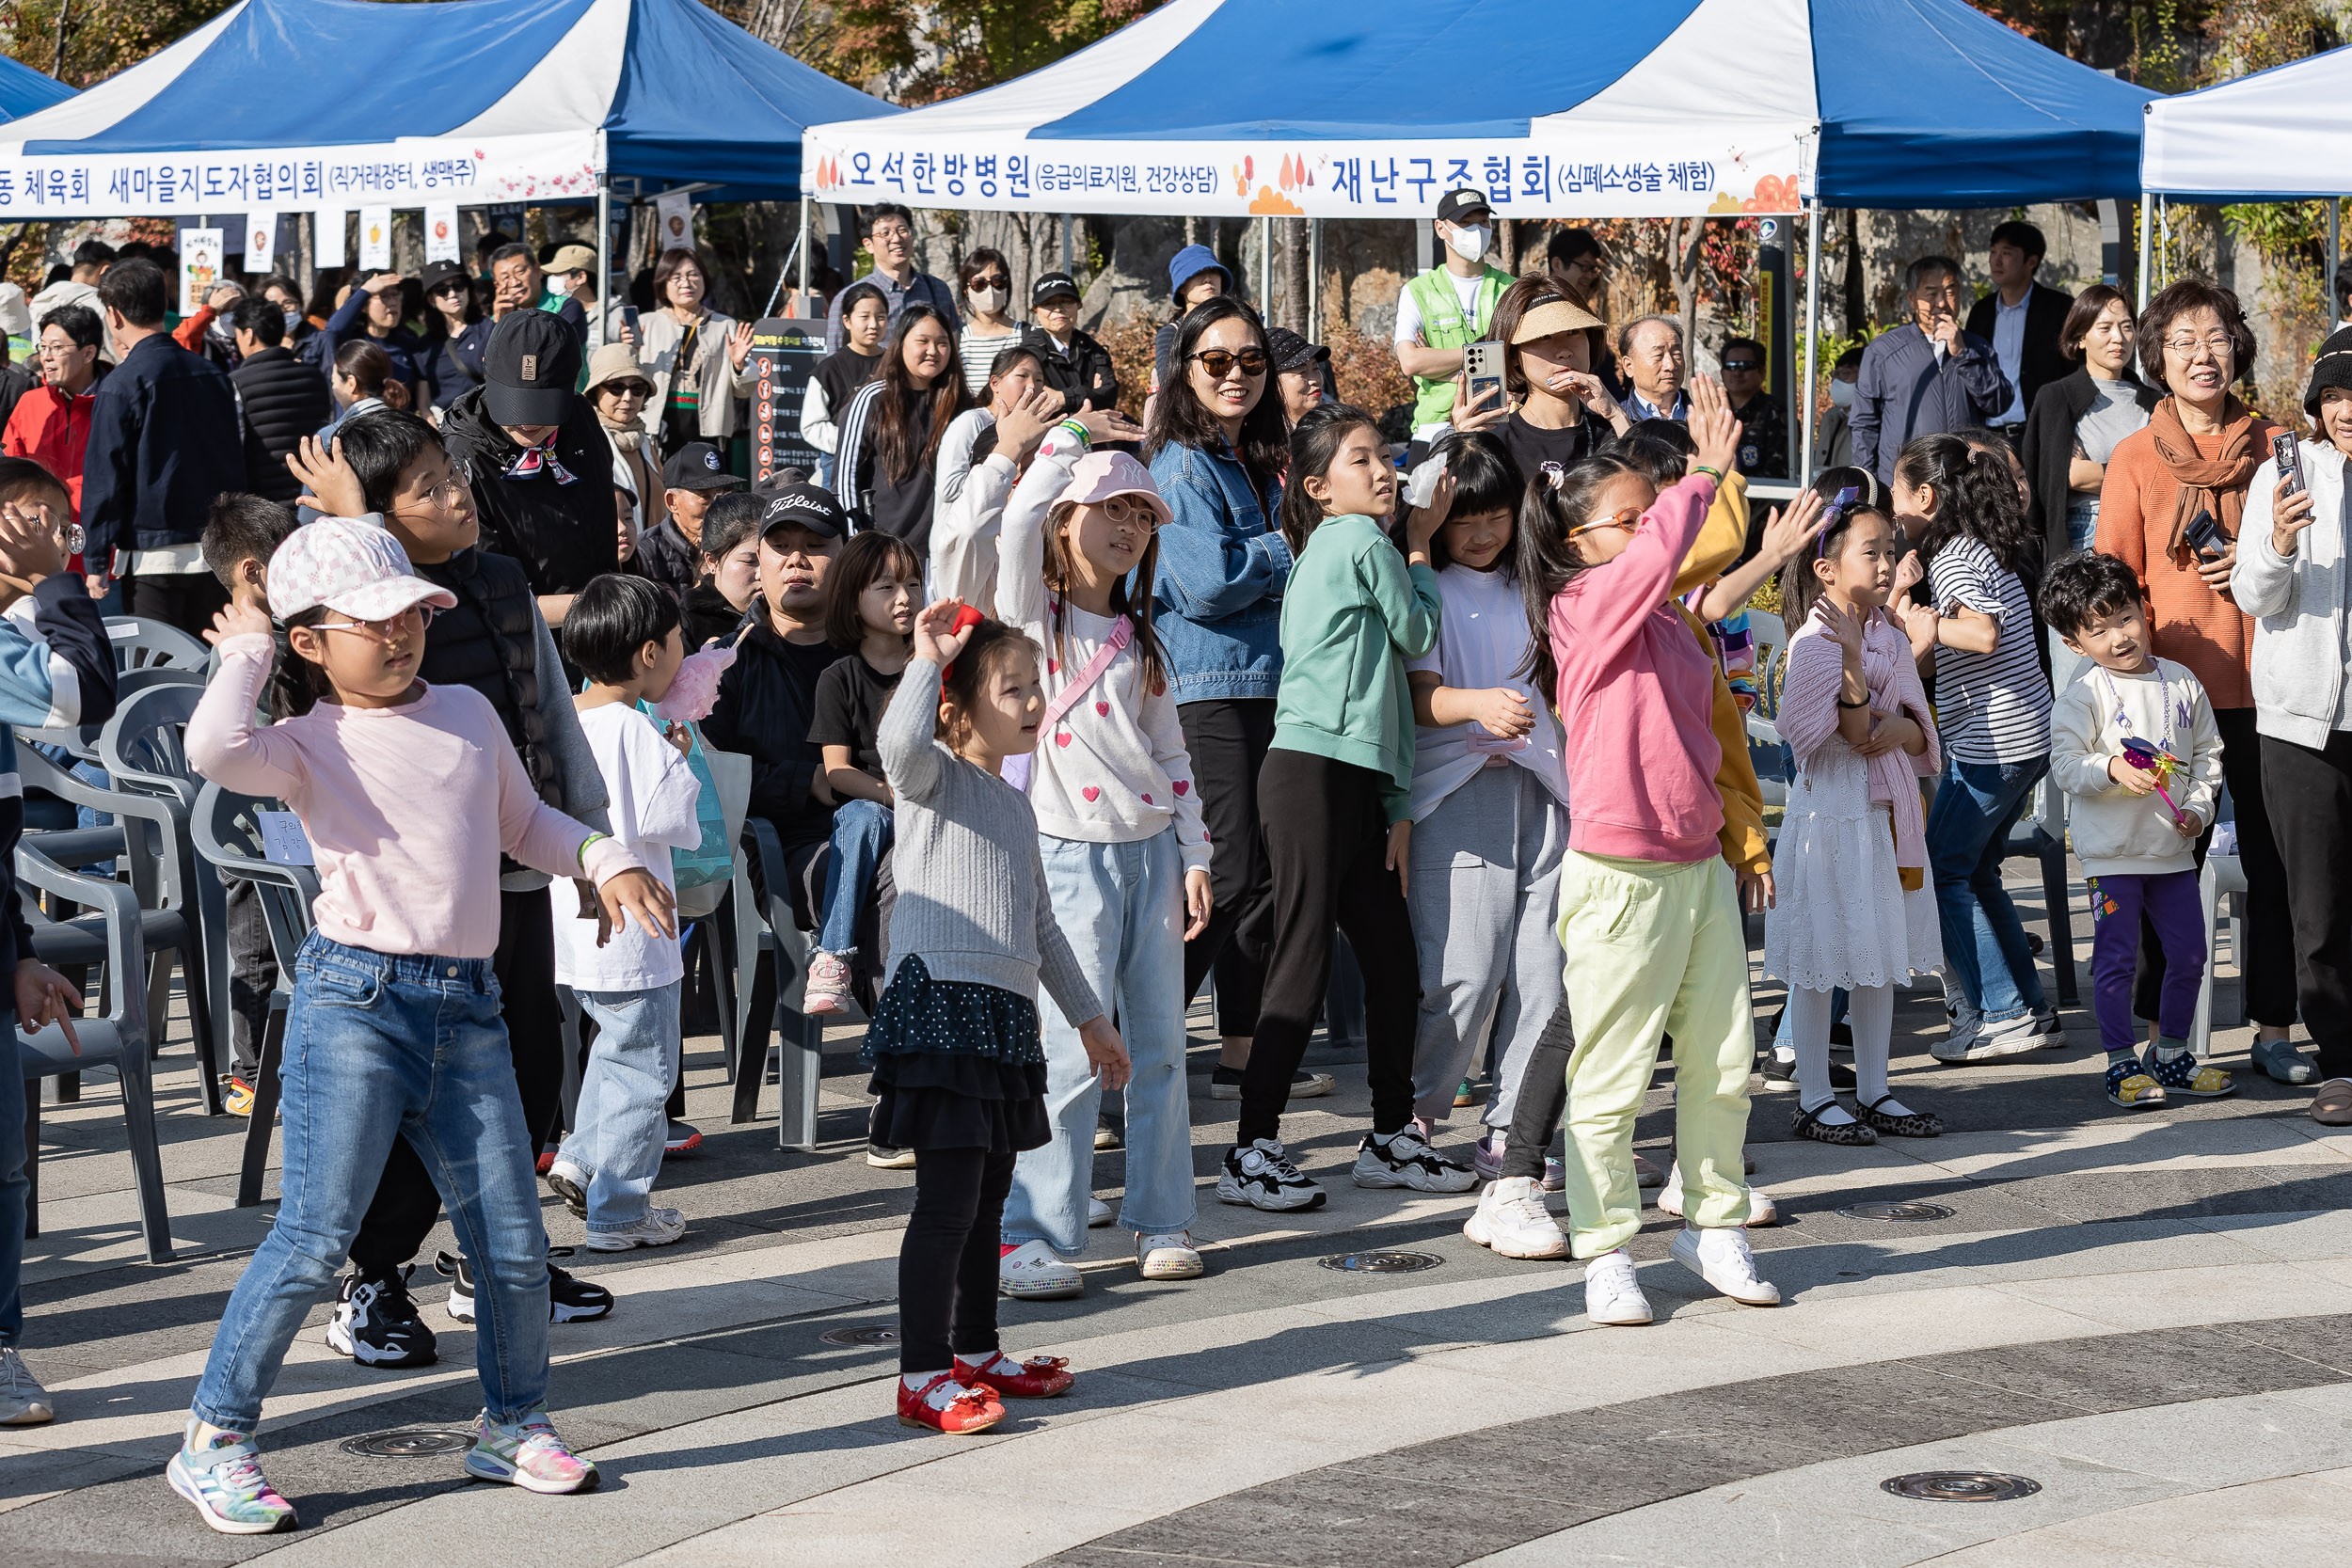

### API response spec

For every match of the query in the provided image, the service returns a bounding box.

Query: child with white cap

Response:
[170,519,675,1533]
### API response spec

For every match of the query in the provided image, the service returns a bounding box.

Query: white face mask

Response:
[1829,377,1856,408]
[1447,223,1491,263]
[969,286,1007,315]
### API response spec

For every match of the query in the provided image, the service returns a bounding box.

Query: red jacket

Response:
[3,381,101,515]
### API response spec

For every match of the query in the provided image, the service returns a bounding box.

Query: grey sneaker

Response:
[0,1345,54,1426]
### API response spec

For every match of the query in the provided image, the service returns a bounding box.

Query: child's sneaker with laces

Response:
[167,1420,297,1534]
[584,1207,687,1252]
[2143,1037,2234,1098]
[1581,1247,1652,1325]
[465,1406,599,1494]
[2106,1053,2167,1108]
[1463,1176,1566,1259]
[803,951,853,1015]
[1669,1224,1780,1307]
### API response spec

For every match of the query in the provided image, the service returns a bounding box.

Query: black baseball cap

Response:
[759,484,847,540]
[418,259,469,297]
[1264,327,1330,373]
[1031,270,1081,308]
[662,441,745,493]
[1435,187,1492,225]
[481,310,581,426]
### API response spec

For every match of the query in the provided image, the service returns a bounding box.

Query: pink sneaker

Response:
[804,952,852,1016]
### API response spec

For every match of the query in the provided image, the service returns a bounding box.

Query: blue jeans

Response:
[558,983,679,1230]
[2064,494,2101,555]
[192,935,551,1431]
[1004,830,1197,1255]
[1928,754,2051,1026]
[816,798,892,956]
[0,1009,22,1348]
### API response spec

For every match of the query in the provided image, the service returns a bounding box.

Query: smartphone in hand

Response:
[1461,340,1505,419]
[2183,507,2232,562]
[2273,430,2305,499]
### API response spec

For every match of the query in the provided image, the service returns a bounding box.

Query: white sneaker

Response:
[1136,1231,1205,1280]
[1350,1128,1478,1193]
[583,1206,686,1251]
[1088,1196,1114,1228]
[1581,1247,1653,1325]
[0,1345,54,1426]
[1931,1011,2044,1063]
[1669,1224,1780,1306]
[544,1157,590,1218]
[998,1238,1083,1299]
[1463,1177,1566,1259]
[1657,1164,1778,1227]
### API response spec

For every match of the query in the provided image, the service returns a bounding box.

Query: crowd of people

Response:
[0,191,2345,1532]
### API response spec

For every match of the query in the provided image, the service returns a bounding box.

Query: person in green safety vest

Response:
[1393,187,1517,459]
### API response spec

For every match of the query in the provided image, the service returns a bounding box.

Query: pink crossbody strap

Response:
[1036,610,1132,736]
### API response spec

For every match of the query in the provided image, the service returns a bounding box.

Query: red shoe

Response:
[534,1150,555,1177]
[896,1372,1004,1434]
[956,1351,1074,1400]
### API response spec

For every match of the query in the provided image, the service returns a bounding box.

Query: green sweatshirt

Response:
[1271,512,1442,822]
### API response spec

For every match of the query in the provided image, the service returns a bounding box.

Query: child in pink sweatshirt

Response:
[1525,377,1777,1326]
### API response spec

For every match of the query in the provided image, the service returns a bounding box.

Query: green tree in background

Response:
[1,0,233,86]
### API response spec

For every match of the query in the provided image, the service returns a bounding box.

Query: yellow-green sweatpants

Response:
[1556,849,1755,1257]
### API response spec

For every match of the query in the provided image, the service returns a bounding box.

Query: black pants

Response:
[224,875,276,1080]
[350,890,564,1276]
[898,1146,1015,1375]
[1502,995,1574,1181]
[1178,698,1277,1037]
[124,571,230,641]
[2136,706,2296,1028]
[1238,750,1419,1147]
[2264,733,2352,1079]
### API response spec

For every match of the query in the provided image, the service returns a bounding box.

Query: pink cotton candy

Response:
[653,642,738,722]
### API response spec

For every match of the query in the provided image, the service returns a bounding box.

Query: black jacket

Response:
[421,319,490,410]
[632,518,700,597]
[438,387,619,597]
[1966,281,2075,430]
[1019,323,1119,415]
[700,616,844,849]
[2021,366,2160,569]
[80,331,246,559]
[231,347,334,503]
[681,581,748,652]
[0,360,34,433]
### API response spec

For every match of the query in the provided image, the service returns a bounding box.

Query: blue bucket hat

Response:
[1168,244,1232,301]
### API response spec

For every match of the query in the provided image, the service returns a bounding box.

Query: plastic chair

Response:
[2189,853,2248,1059]
[16,840,171,1263]
[1742,611,1791,814]
[104,615,210,676]
[190,783,319,1207]
[730,816,825,1148]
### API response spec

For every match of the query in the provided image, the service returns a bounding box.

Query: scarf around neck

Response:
[2147,394,2259,558]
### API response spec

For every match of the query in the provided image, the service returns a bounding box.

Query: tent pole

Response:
[2137,193,2152,308]
[2331,198,2342,326]
[798,196,811,317]
[1308,218,1320,343]
[1799,201,1820,484]
[596,174,612,346]
[1260,215,1272,321]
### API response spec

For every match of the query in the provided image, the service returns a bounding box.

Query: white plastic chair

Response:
[1743,610,1790,812]
[2188,853,2247,1059]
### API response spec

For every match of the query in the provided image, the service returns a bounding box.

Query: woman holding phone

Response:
[1450,277,1632,489]
[2095,279,2298,1081]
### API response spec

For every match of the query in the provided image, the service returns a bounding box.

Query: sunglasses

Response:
[1190,348,1269,379]
[1565,506,1643,539]
[601,380,655,399]
[1721,358,1762,371]
[970,275,1009,292]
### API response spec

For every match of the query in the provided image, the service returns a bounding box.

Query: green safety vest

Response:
[1404,263,1515,429]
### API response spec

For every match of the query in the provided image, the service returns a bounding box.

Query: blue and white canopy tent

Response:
[804,0,2153,475]
[0,0,891,296]
[0,55,74,125]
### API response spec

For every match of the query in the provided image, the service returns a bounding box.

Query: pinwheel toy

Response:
[2120,738,2193,830]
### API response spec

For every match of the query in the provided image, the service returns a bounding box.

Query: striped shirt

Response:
[1927,535,2052,764]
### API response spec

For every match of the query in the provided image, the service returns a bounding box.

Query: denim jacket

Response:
[1148,438,1292,704]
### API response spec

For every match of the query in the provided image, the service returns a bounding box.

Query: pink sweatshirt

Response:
[1549,474,1724,863]
[189,633,643,958]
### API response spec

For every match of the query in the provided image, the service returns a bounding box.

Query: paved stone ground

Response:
[9,858,2352,1568]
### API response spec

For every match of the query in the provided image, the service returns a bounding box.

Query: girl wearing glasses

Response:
[955,247,1023,401]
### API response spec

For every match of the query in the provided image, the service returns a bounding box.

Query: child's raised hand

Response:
[1078,1014,1132,1090]
[1811,593,1867,659]
[1468,686,1534,739]
[1755,491,1830,569]
[1894,596,1939,660]
[1183,865,1213,941]
[596,867,677,945]
[993,386,1063,461]
[1686,373,1741,480]
[287,436,369,519]
[1073,402,1144,445]
[206,597,275,647]
[913,597,977,668]
[1892,544,1925,598]
[1406,467,1456,548]
[2107,753,2159,797]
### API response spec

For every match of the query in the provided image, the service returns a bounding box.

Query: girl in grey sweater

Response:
[866,600,1128,1433]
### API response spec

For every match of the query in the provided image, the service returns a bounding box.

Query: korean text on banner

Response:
[655,189,692,249]
[358,206,392,269]
[316,207,346,270]
[180,229,224,317]
[425,203,459,263]
[245,209,275,271]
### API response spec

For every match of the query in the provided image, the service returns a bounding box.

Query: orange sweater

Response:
[2093,418,2278,710]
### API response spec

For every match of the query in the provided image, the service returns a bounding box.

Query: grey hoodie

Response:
[2233,438,2352,750]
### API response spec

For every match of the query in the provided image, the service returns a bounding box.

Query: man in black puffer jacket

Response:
[229,295,332,503]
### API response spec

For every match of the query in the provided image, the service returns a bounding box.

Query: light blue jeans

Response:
[1928,754,2051,1027]
[1003,829,1197,1255]
[192,935,551,1431]
[559,982,680,1230]
[816,798,893,956]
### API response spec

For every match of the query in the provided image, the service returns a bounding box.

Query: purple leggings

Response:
[2090,870,2205,1053]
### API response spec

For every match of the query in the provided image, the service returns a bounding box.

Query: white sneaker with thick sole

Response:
[1931,1011,2044,1063]
[1581,1247,1652,1325]
[583,1207,686,1251]
[1669,1225,1780,1306]
[998,1238,1083,1299]
[1463,1177,1567,1259]
[1088,1196,1114,1228]
[1657,1164,1777,1226]
[1136,1231,1205,1280]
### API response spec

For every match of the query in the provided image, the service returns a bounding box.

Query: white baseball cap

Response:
[267,518,457,623]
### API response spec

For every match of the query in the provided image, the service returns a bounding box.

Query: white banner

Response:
[654,187,692,250]
[800,127,1810,218]
[424,203,459,263]
[0,131,601,219]
[243,208,274,270]
[316,207,346,269]
[180,228,223,317]
[358,206,391,268]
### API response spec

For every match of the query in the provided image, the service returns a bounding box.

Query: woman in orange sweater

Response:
[2094,279,2296,1077]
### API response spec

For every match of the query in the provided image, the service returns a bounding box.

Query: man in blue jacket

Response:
[1851,255,2012,488]
[79,259,247,635]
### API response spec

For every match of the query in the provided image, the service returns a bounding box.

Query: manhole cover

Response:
[818,1324,900,1347]
[1318,1250,1443,1274]
[340,1427,475,1459]
[1882,1471,2042,1502]
[1840,1200,1956,1222]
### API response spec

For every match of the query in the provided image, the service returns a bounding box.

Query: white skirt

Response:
[1763,803,1944,992]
